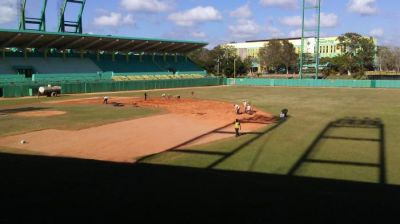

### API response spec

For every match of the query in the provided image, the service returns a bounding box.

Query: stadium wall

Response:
[227,78,400,89]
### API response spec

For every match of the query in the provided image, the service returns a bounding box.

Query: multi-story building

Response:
[227,36,377,73]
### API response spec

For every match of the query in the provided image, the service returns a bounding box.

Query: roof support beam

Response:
[99,39,120,51]
[181,44,202,53]
[139,42,163,52]
[40,36,65,49]
[165,43,186,52]
[156,43,175,52]
[23,34,44,48]
[130,41,149,52]
[62,37,85,49]
[113,40,135,51]
[80,38,103,50]
[1,33,22,48]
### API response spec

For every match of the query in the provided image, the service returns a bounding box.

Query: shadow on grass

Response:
[0,152,399,223]
[0,107,50,114]
[288,117,386,184]
[138,116,285,170]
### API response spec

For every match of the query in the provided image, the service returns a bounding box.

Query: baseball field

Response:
[1,85,400,185]
[1,85,400,222]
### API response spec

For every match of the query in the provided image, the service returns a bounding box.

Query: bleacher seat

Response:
[0,52,206,84]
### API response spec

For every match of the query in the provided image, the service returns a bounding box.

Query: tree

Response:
[208,45,238,77]
[187,48,215,74]
[259,40,281,73]
[259,40,297,74]
[280,40,298,74]
[187,45,253,77]
[337,33,377,76]
[377,46,396,71]
[392,47,400,72]
[320,55,349,76]
[235,56,253,76]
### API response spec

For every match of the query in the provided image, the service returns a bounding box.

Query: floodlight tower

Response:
[58,0,86,33]
[299,0,321,79]
[19,0,48,31]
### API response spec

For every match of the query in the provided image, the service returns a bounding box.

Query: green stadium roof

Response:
[0,29,208,54]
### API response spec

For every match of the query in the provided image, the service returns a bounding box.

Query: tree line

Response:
[187,45,253,77]
[377,46,400,72]
[189,33,398,78]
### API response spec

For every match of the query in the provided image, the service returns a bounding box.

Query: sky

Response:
[0,0,399,47]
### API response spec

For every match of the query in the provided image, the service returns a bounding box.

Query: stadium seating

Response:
[0,52,205,84]
[91,54,165,73]
[91,54,204,75]
[111,74,205,82]
[0,55,102,74]
[0,74,29,84]
[32,73,102,83]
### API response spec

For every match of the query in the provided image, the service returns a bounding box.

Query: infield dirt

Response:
[0,97,274,162]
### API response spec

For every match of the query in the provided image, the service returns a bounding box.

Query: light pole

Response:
[233,58,237,85]
[217,58,220,76]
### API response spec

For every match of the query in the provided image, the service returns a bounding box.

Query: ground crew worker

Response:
[234,104,240,114]
[234,119,241,137]
[103,96,109,104]
[246,104,252,114]
[280,108,288,119]
[243,101,248,113]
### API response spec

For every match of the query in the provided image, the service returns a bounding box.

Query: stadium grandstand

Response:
[0,0,218,97]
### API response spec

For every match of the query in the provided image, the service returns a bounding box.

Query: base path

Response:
[0,97,274,163]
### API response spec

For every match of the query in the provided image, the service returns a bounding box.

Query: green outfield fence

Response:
[227,78,400,89]
[0,77,223,98]
[4,77,400,98]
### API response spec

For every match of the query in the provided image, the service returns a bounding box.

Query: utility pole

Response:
[217,58,220,76]
[299,0,321,79]
[233,58,237,85]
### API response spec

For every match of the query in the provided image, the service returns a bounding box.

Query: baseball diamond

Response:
[1,0,400,223]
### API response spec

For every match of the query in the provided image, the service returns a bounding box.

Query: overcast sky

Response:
[0,0,398,47]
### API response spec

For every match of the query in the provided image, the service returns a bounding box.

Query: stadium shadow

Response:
[138,116,286,169]
[288,117,386,184]
[0,107,50,114]
[0,152,399,223]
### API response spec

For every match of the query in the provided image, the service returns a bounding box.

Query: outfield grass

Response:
[139,86,400,185]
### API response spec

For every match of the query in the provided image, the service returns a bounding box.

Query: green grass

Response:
[1,86,400,185]
[138,86,400,185]
[0,104,160,137]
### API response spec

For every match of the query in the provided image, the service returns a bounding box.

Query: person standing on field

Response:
[234,104,240,114]
[234,119,241,137]
[144,92,148,101]
[243,100,249,113]
[103,96,109,104]
[246,104,252,114]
